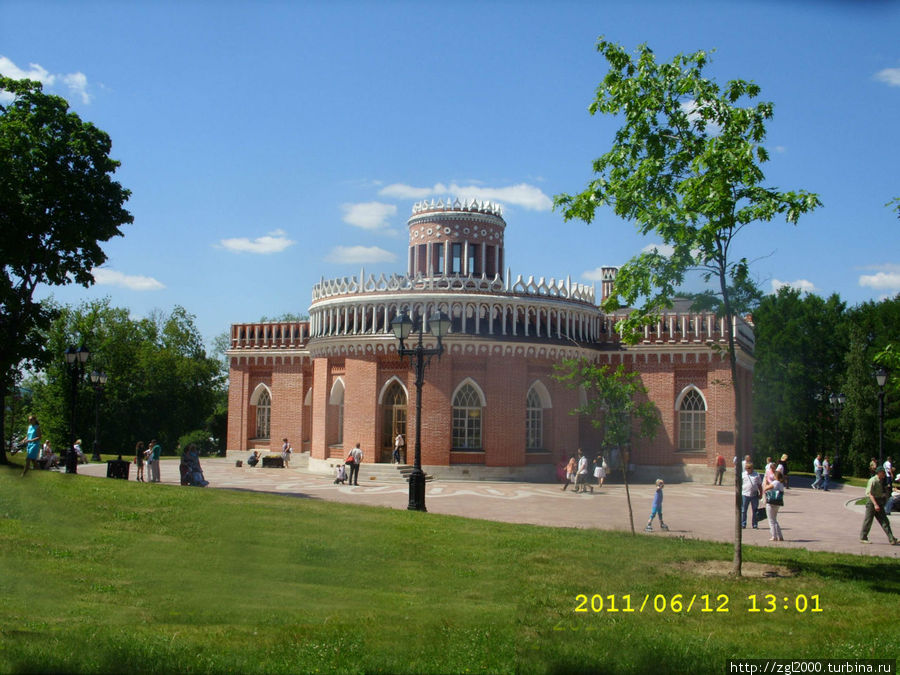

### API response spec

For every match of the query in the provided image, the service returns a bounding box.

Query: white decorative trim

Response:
[249,382,272,406]
[527,380,553,409]
[329,377,345,405]
[674,385,708,411]
[451,377,487,407]
[377,375,409,404]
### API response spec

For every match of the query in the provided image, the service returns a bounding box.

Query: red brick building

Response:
[226,199,753,480]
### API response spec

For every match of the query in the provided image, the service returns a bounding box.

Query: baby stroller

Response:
[179,446,209,487]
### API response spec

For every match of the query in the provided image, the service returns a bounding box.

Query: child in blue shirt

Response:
[645,479,669,532]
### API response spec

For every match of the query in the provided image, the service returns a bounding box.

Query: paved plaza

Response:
[77,458,899,558]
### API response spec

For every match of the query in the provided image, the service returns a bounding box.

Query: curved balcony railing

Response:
[311,269,597,305]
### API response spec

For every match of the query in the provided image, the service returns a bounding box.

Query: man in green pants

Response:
[860,466,897,545]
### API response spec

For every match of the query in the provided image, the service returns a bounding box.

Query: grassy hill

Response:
[1,463,897,674]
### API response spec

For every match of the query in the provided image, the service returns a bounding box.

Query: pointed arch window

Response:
[678,388,706,451]
[526,387,543,450]
[330,379,345,446]
[452,383,482,450]
[255,389,271,439]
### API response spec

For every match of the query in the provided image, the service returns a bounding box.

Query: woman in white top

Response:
[763,470,786,542]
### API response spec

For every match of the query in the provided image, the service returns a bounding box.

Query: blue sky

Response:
[2,1,899,348]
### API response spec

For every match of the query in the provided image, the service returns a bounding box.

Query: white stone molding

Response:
[249,382,272,406]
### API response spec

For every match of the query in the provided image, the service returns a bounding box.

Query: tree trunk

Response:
[719,270,743,577]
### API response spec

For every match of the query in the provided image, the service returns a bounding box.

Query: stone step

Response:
[354,463,435,483]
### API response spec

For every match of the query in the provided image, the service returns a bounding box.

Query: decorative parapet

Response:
[228,321,311,351]
[411,197,503,217]
[607,311,755,352]
[311,269,596,305]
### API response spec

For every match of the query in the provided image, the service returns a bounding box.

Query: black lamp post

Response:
[828,391,846,479]
[875,366,888,466]
[64,345,90,474]
[390,310,451,512]
[89,370,107,462]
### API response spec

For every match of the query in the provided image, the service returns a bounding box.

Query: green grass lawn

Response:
[1,463,897,674]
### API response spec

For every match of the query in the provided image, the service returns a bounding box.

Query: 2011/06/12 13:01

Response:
[574,594,823,613]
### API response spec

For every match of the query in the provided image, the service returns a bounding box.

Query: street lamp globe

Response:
[390,312,413,342]
[875,367,888,388]
[428,311,452,338]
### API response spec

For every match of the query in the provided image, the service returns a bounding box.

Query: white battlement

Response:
[411,197,503,217]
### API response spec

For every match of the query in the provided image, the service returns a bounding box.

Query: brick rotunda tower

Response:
[407,198,505,279]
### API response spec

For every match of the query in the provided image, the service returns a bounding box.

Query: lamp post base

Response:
[407,468,427,512]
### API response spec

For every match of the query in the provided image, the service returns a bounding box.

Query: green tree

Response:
[554,359,660,534]
[752,288,847,469]
[27,300,223,456]
[842,298,900,472]
[554,40,820,575]
[0,77,132,463]
[678,269,764,316]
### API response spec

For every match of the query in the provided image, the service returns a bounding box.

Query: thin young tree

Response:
[554,359,660,534]
[555,40,820,575]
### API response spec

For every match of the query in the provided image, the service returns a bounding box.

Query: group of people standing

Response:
[738,455,787,542]
[134,440,162,482]
[560,448,608,493]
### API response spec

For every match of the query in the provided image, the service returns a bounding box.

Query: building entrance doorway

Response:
[381,382,407,463]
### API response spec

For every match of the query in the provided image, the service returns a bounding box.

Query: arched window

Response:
[330,379,345,446]
[526,387,543,450]
[255,389,271,439]
[678,388,706,451]
[452,383,483,450]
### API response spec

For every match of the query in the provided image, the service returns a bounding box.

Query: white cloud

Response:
[341,202,397,230]
[859,271,900,290]
[325,246,397,264]
[641,243,676,258]
[0,56,92,104]
[218,229,295,254]
[875,67,900,87]
[62,71,90,104]
[92,268,165,291]
[771,278,816,294]
[0,56,54,84]
[378,182,552,211]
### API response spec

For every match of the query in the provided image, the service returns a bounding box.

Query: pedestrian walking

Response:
[645,479,669,532]
[741,461,763,529]
[281,438,293,468]
[763,470,785,541]
[812,453,823,490]
[135,441,145,482]
[347,442,363,485]
[593,454,607,489]
[561,455,576,491]
[860,467,898,546]
[714,452,726,485]
[21,415,42,476]
[822,456,831,491]
[575,449,590,493]
[393,433,405,464]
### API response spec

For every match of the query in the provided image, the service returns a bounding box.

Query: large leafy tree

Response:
[26,300,223,456]
[555,40,820,575]
[554,359,660,534]
[0,77,132,463]
[842,298,900,472]
[752,288,847,469]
